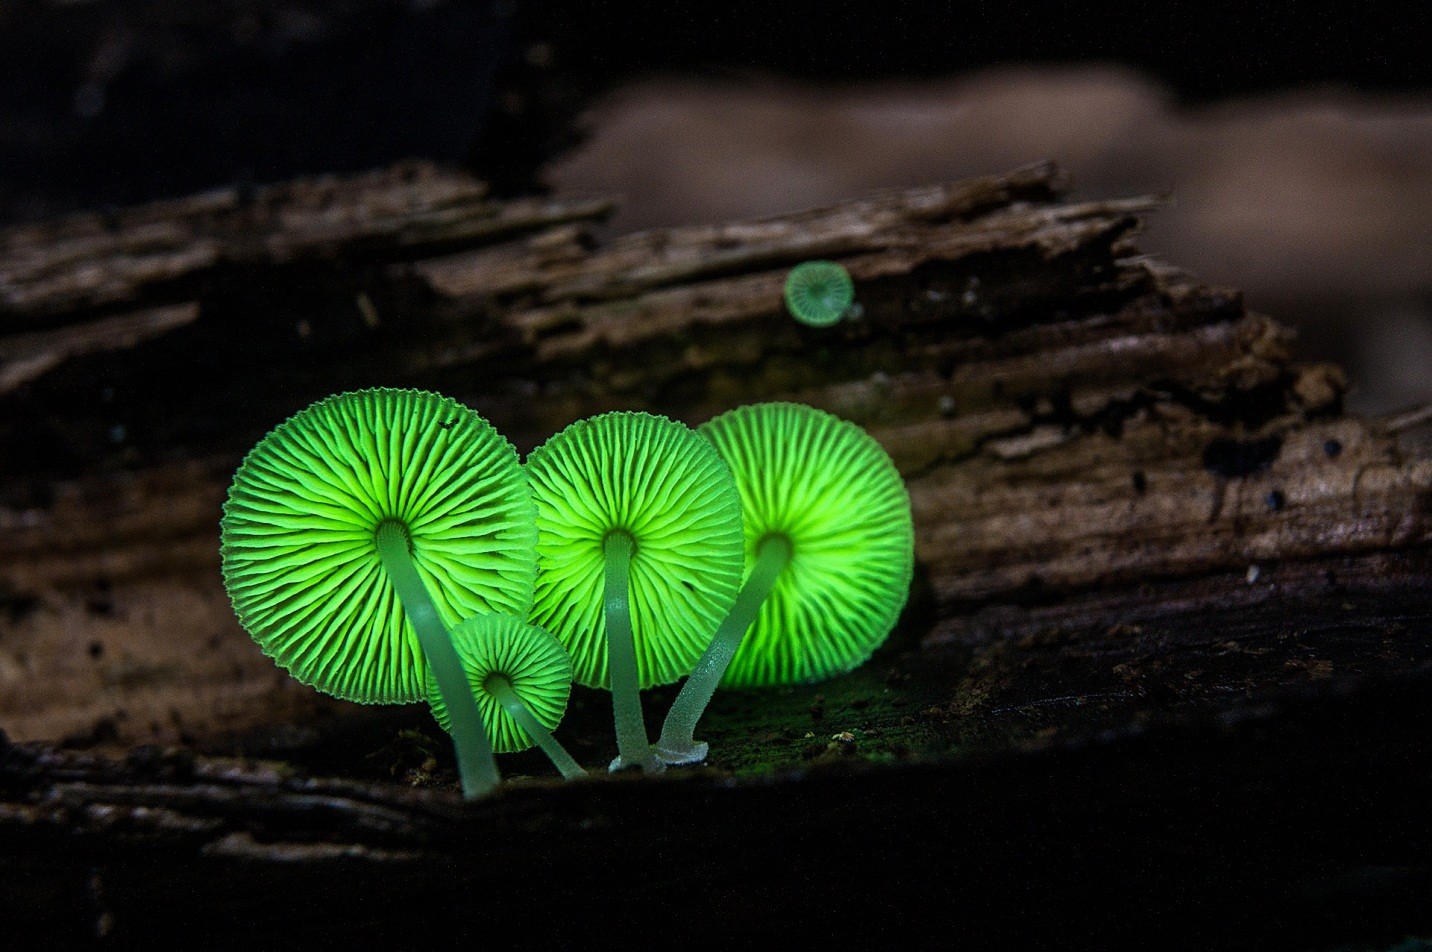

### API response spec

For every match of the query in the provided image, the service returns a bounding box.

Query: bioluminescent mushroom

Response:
[220,388,537,799]
[655,402,913,765]
[426,613,584,779]
[525,411,743,772]
[784,260,856,327]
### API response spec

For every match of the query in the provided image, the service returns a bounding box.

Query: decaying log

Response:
[1,161,1426,741]
[0,162,1429,947]
[0,162,613,323]
[3,547,1431,947]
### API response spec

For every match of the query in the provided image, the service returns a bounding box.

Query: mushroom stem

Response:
[656,534,793,765]
[603,531,665,773]
[376,522,500,799]
[485,675,586,779]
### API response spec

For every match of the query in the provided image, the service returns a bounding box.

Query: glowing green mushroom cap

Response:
[784,260,855,328]
[220,388,538,705]
[425,613,572,754]
[525,411,744,690]
[699,402,914,686]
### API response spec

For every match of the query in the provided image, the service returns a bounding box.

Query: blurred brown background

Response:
[1,1,1427,412]
[547,69,1431,414]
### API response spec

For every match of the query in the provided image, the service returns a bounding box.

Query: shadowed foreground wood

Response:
[3,548,1431,948]
[0,163,1429,947]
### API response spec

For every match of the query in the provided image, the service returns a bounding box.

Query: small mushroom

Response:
[784,260,856,327]
[656,402,913,765]
[426,614,584,779]
[221,389,537,798]
[525,411,743,772]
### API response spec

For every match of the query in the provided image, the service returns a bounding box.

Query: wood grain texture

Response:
[0,162,1429,947]
[1,161,1427,747]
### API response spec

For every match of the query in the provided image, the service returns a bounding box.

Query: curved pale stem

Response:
[656,535,792,765]
[603,531,664,773]
[376,521,499,800]
[485,676,586,780]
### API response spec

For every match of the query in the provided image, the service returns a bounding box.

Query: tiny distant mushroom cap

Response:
[220,388,538,705]
[525,411,744,690]
[699,402,914,686]
[784,260,855,328]
[426,614,572,754]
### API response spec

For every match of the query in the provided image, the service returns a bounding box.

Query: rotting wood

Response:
[0,161,1427,750]
[0,159,1429,948]
[0,161,613,324]
[0,303,199,396]
[2,546,1430,947]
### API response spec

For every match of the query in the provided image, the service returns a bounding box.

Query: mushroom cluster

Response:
[221,389,539,798]
[221,386,912,798]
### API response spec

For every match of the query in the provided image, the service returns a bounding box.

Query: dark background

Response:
[0,0,1425,221]
[2,0,1428,411]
